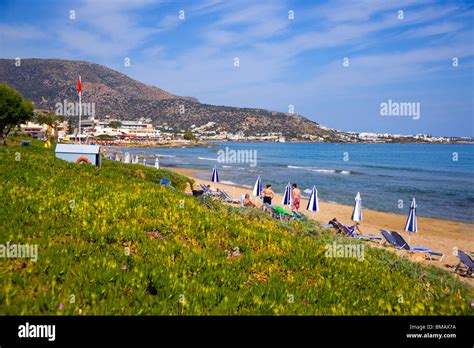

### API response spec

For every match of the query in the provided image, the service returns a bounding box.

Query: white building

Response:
[81,118,160,138]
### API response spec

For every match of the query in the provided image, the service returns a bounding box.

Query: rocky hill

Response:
[0,58,336,140]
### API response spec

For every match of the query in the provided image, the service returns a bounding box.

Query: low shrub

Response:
[0,140,472,315]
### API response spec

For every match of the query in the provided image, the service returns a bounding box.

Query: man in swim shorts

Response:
[292,183,301,211]
[261,184,274,205]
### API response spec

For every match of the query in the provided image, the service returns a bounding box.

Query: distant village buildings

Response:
[20,121,68,139]
[17,111,464,144]
[80,117,161,138]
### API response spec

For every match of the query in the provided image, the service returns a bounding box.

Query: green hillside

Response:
[0,138,472,315]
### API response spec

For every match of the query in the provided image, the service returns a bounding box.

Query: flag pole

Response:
[78,75,82,144]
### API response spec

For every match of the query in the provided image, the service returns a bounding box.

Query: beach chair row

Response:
[195,183,307,221]
[326,220,474,276]
[325,220,446,261]
[194,183,473,277]
[194,183,240,204]
[381,229,473,277]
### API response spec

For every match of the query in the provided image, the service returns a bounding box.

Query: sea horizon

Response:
[115,142,474,224]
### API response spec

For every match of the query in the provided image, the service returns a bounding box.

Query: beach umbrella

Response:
[115,153,120,161]
[252,175,262,197]
[404,198,417,242]
[124,153,130,163]
[351,192,362,222]
[155,157,160,169]
[211,165,219,182]
[306,186,319,217]
[142,157,146,165]
[134,155,139,164]
[281,182,292,206]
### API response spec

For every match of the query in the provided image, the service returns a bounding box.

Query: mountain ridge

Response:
[0,58,336,140]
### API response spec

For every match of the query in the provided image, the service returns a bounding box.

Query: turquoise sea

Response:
[117,143,474,223]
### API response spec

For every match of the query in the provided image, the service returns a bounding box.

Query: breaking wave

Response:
[287,165,357,175]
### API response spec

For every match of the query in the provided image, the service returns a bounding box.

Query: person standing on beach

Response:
[261,184,274,205]
[292,183,301,211]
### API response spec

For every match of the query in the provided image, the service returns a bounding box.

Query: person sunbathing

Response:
[192,183,204,196]
[328,218,344,234]
[243,193,256,208]
[328,217,339,229]
[207,184,217,192]
[328,218,363,235]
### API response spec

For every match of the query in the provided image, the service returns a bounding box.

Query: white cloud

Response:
[401,21,464,37]
[1,0,472,135]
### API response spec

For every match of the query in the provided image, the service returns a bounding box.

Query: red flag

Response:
[77,78,82,94]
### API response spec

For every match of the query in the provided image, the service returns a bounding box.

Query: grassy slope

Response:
[0,138,472,315]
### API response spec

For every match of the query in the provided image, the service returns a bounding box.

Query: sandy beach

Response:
[167,166,474,286]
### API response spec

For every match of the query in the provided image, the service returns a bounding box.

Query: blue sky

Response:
[1,0,473,136]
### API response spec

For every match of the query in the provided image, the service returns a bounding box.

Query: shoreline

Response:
[101,141,215,148]
[169,166,474,225]
[109,140,474,147]
[166,166,474,286]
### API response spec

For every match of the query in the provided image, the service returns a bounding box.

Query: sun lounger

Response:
[391,231,444,261]
[260,204,304,220]
[240,194,246,208]
[272,206,295,220]
[325,220,347,233]
[263,205,292,220]
[262,203,284,219]
[292,211,306,219]
[380,229,398,247]
[338,222,382,241]
[217,188,239,204]
[454,250,474,277]
[273,206,292,216]
[199,183,220,197]
[338,222,355,234]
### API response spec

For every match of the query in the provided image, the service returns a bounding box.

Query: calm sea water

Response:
[117,143,474,223]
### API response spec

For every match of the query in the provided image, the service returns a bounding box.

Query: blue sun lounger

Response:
[380,229,399,247]
[338,222,382,241]
[454,250,474,277]
[292,211,306,219]
[390,231,444,261]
